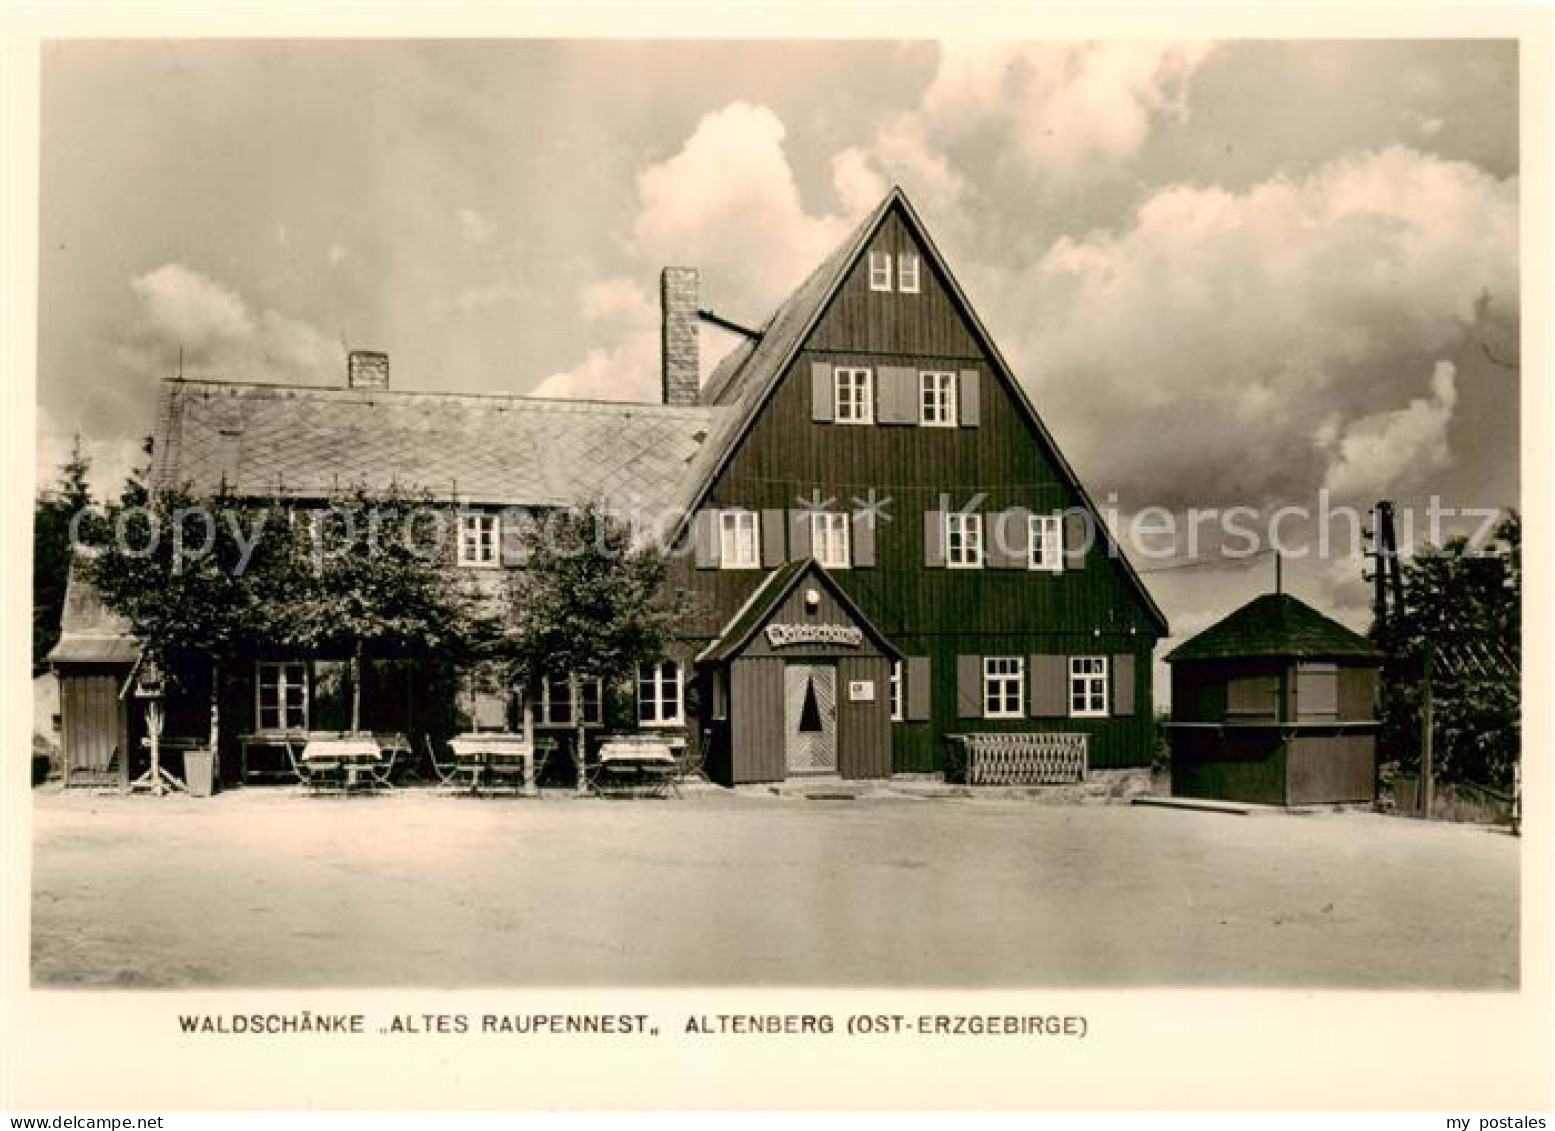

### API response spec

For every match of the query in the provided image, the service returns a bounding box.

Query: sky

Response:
[35,38,1521,651]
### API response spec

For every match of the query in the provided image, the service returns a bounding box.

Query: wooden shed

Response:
[46,570,142,788]
[1166,592,1382,806]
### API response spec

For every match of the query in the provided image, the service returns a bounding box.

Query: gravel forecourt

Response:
[30,786,1519,989]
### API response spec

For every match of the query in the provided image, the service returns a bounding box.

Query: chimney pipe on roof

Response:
[347,350,389,390]
[660,267,700,407]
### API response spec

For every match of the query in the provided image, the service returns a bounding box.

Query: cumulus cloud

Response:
[632,102,851,314]
[922,41,1216,184]
[992,145,1516,508]
[1320,360,1458,499]
[122,262,340,382]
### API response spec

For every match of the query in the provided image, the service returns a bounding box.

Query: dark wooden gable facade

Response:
[670,189,1166,775]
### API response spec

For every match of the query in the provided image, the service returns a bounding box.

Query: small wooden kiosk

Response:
[1166,593,1382,806]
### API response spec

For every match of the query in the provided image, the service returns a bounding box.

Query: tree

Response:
[85,483,298,756]
[492,501,695,792]
[33,437,94,672]
[286,486,484,732]
[1372,510,1520,788]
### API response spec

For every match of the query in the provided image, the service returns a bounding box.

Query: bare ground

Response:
[29,785,1519,989]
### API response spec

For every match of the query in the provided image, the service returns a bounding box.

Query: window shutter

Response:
[694,509,721,569]
[1063,510,1089,570]
[500,507,531,567]
[760,509,785,568]
[788,510,813,561]
[811,362,835,423]
[905,656,932,721]
[924,510,945,567]
[1112,654,1136,716]
[1029,654,1068,717]
[988,507,1030,569]
[852,511,876,568]
[957,369,980,427]
[956,655,982,718]
[877,365,918,425]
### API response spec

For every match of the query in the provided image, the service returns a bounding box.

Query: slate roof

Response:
[151,379,725,516]
[47,570,140,665]
[1166,593,1382,664]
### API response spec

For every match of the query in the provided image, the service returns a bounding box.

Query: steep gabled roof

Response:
[696,558,902,665]
[1166,593,1381,663]
[672,186,1169,633]
[47,568,139,665]
[151,378,725,516]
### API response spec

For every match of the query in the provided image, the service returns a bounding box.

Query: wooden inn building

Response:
[51,188,1168,788]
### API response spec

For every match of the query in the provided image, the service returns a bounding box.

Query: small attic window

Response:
[898,253,921,293]
[868,251,892,292]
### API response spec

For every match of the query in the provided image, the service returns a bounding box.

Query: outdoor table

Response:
[447,732,537,796]
[592,737,678,798]
[302,736,385,791]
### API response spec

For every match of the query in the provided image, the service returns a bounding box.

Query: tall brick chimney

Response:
[347,350,389,390]
[660,267,700,407]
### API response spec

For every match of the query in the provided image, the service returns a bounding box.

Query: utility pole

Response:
[1363,500,1404,630]
[1420,641,1434,818]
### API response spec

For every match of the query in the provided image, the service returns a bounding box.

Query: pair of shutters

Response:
[924,510,1089,569]
[954,654,1136,718]
[693,508,878,569]
[812,363,980,427]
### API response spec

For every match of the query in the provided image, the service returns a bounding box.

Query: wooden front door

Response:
[784,663,837,775]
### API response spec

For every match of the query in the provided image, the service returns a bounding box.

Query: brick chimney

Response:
[347,350,389,390]
[660,267,700,406]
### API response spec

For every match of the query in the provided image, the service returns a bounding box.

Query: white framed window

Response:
[718,509,760,569]
[869,251,893,292]
[1028,513,1063,572]
[920,371,956,426]
[256,661,308,732]
[458,512,500,568]
[540,674,603,726]
[637,661,684,727]
[834,367,874,424]
[810,511,851,569]
[983,656,1025,718]
[897,253,921,293]
[890,661,904,722]
[1070,656,1109,718]
[945,512,984,569]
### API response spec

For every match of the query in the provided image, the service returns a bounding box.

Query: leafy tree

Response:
[286,486,485,732]
[85,482,299,755]
[1372,510,1520,788]
[33,437,94,672]
[491,501,695,792]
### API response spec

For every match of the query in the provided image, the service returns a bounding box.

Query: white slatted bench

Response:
[950,733,1089,785]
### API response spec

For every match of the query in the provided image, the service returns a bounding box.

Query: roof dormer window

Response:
[868,251,892,292]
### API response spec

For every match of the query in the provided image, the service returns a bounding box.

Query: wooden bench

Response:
[950,733,1088,785]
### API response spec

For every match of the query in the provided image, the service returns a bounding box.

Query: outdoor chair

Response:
[676,737,708,786]
[284,734,343,794]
